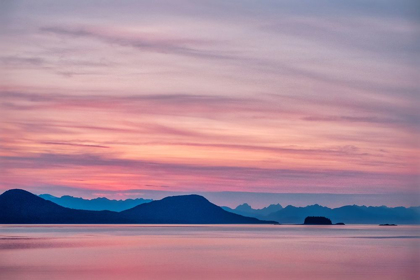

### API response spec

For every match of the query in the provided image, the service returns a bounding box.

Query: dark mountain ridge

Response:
[263,204,420,224]
[3,189,418,224]
[224,202,420,224]
[0,189,123,224]
[0,189,276,224]
[122,195,271,224]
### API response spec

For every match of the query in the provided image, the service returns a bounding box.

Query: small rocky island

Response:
[379,224,397,226]
[304,216,332,225]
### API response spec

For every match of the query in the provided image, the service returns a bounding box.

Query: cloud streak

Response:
[41,26,234,61]
[1,152,416,193]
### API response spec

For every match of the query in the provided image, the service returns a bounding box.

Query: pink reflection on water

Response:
[0,225,419,280]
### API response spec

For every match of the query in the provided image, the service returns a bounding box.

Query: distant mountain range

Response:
[0,189,276,224]
[222,203,283,218]
[224,203,420,224]
[2,189,419,224]
[39,194,152,212]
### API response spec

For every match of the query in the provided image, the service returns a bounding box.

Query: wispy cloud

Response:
[262,16,419,55]
[1,152,416,194]
[40,26,233,61]
[2,90,418,130]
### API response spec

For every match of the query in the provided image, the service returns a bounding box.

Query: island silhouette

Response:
[303,216,332,225]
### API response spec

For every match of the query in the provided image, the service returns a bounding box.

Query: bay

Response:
[0,225,419,280]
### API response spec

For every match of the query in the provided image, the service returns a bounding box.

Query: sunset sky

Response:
[1,0,419,207]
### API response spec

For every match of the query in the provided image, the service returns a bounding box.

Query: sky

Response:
[0,0,419,207]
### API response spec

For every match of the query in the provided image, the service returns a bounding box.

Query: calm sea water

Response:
[0,225,419,280]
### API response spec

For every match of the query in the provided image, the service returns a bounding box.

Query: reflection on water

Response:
[0,225,419,280]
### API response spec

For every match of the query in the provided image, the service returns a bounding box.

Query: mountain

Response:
[39,194,152,212]
[0,189,124,224]
[0,189,277,224]
[223,202,420,224]
[264,204,420,224]
[121,195,276,224]
[222,203,283,219]
[3,189,418,224]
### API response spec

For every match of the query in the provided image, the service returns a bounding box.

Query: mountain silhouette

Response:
[222,203,283,219]
[225,203,420,224]
[3,189,418,224]
[264,204,420,224]
[0,189,124,224]
[39,194,152,211]
[0,189,277,224]
[121,195,275,224]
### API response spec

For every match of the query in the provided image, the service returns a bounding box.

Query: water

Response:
[0,225,419,280]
